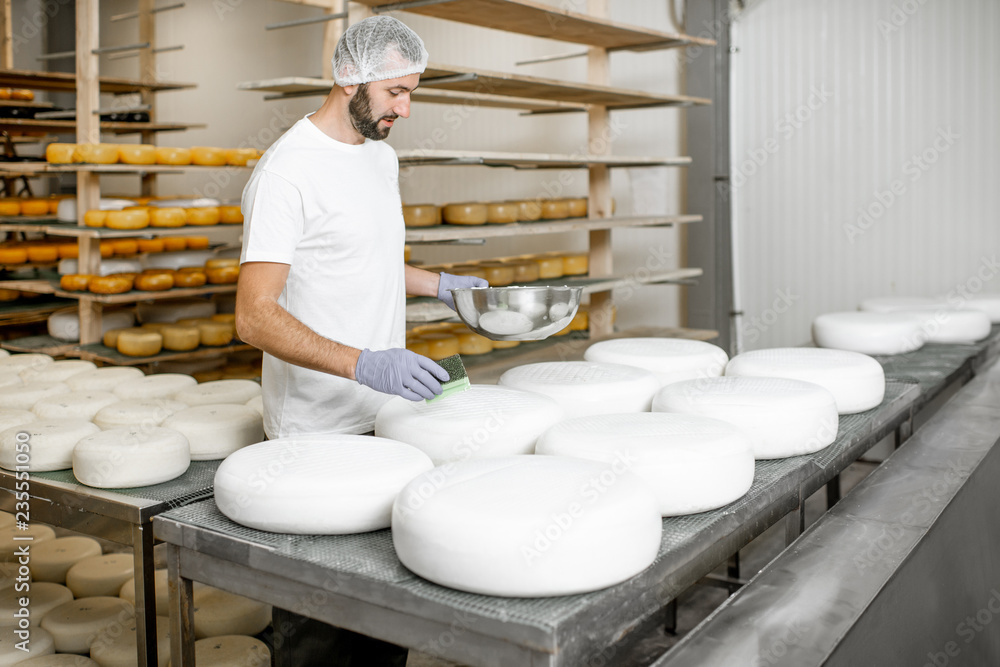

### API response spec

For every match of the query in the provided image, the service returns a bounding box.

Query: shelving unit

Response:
[404,214,702,243]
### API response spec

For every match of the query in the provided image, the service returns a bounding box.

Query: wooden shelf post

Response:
[139,0,157,198]
[587,0,613,338]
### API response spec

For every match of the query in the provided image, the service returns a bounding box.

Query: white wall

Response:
[731,0,1000,349]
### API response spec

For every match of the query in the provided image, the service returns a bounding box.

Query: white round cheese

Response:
[140,249,214,271]
[89,614,169,667]
[393,456,662,597]
[0,409,35,433]
[215,435,432,534]
[0,382,71,411]
[859,296,945,313]
[0,351,6,359]
[111,373,196,400]
[497,361,660,419]
[812,311,925,355]
[65,554,134,598]
[0,374,20,390]
[93,399,188,431]
[375,385,565,465]
[193,587,270,639]
[29,537,103,584]
[57,258,142,278]
[136,298,216,324]
[0,562,20,592]
[119,569,199,618]
[191,635,271,667]
[960,294,1000,323]
[583,338,729,387]
[0,354,53,376]
[32,392,120,421]
[0,420,101,472]
[896,308,992,343]
[653,377,839,459]
[19,654,99,666]
[725,347,886,414]
[23,361,97,384]
[535,413,755,516]
[243,395,263,416]
[66,368,144,393]
[161,405,263,460]
[0,582,73,627]
[47,308,134,343]
[74,427,190,489]
[0,626,55,664]
[40,597,134,654]
[0,525,55,562]
[172,379,261,406]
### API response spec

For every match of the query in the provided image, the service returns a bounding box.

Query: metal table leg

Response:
[167,544,196,667]
[132,522,158,667]
[826,475,841,508]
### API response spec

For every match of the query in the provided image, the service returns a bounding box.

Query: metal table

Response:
[0,462,219,666]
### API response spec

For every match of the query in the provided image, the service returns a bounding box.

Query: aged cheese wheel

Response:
[46,143,77,164]
[32,392,120,421]
[453,266,487,280]
[65,554,134,598]
[204,258,238,270]
[457,330,492,355]
[0,420,99,471]
[196,322,231,347]
[154,326,199,353]
[40,597,134,654]
[89,614,170,667]
[160,237,186,251]
[224,147,258,166]
[0,627,56,663]
[74,426,190,488]
[812,311,925,355]
[102,327,140,348]
[136,238,165,253]
[218,205,243,224]
[507,261,539,283]
[98,242,114,257]
[67,367,144,392]
[205,266,239,284]
[117,144,156,165]
[10,89,33,101]
[565,197,587,218]
[74,144,119,164]
[21,199,50,216]
[0,525,56,561]
[155,146,191,165]
[421,333,459,360]
[59,274,92,291]
[186,207,220,226]
[0,582,72,628]
[402,204,440,227]
[211,313,236,324]
[184,236,209,250]
[442,203,487,225]
[168,271,204,289]
[191,635,270,666]
[57,244,79,259]
[406,338,430,356]
[0,199,19,216]
[134,272,174,291]
[93,399,188,430]
[541,200,570,220]
[194,586,270,637]
[26,245,59,263]
[535,256,563,279]
[117,330,163,357]
[480,262,515,286]
[562,253,588,276]
[105,209,149,230]
[110,239,139,256]
[149,207,186,228]
[88,275,134,295]
[584,338,730,388]
[486,202,519,224]
[29,538,103,584]
[27,361,97,384]
[0,247,27,263]
[0,289,19,301]
[515,200,542,221]
[191,146,227,166]
[0,382,70,411]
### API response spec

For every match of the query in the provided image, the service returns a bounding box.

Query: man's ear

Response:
[342,84,357,97]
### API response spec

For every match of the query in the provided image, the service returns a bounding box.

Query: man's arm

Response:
[404,264,439,298]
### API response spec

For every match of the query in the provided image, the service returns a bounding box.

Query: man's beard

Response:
[349,84,397,141]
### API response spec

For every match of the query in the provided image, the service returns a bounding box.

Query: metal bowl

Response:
[451,286,583,341]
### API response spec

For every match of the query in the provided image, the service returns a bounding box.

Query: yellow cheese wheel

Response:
[162,325,201,351]
[57,243,79,259]
[176,318,212,327]
[111,239,139,256]
[26,245,58,263]
[406,339,430,356]
[118,144,156,165]
[421,333,459,360]
[103,327,143,349]
[205,258,239,270]
[0,248,27,264]
[541,200,570,220]
[134,272,174,291]
[402,204,441,227]
[457,331,493,355]
[0,289,19,301]
[198,322,233,347]
[123,205,151,215]
[480,262,515,287]
[83,210,107,227]
[186,236,210,250]
[568,308,589,331]
[486,202,519,224]
[191,146,227,166]
[193,370,224,383]
[117,330,163,357]
[442,203,488,225]
[552,323,571,336]
[59,274,92,292]
[186,207,220,226]
[140,321,172,333]
[508,261,540,283]
[0,199,20,216]
[562,253,588,276]
[206,266,239,284]
[74,143,119,164]
[105,209,150,230]
[403,245,412,263]
[491,339,521,349]
[516,200,542,222]
[155,146,192,165]
[88,275,134,295]
[98,242,114,258]
[453,266,487,280]
[566,198,588,218]
[162,237,187,251]
[10,89,33,101]
[219,205,243,224]
[0,88,9,100]
[173,271,207,288]
[211,313,236,324]
[20,199,49,216]
[46,143,77,164]
[150,207,186,228]
[225,148,258,166]
[536,256,564,279]
[137,238,165,253]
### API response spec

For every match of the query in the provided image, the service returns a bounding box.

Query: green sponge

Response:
[427,354,471,403]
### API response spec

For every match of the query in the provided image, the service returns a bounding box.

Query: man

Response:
[235,16,486,665]
[236,16,486,440]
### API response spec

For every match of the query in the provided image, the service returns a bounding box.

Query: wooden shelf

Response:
[70,341,254,366]
[0,119,205,135]
[0,163,254,176]
[396,148,690,169]
[0,276,56,294]
[1,262,57,271]
[0,297,74,326]
[0,69,196,94]
[353,0,714,51]
[405,214,701,242]
[0,100,55,109]
[0,217,57,231]
[42,224,243,239]
[53,283,237,305]
[0,334,77,356]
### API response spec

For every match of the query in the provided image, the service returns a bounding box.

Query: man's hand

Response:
[355,348,449,401]
[437,272,489,311]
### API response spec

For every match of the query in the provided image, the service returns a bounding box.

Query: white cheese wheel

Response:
[0,382,71,411]
[0,582,73,627]
[0,354,53,376]
[140,250,215,272]
[812,311,925,355]
[173,380,261,406]
[23,361,97,384]
[243,395,263,416]
[0,420,101,472]
[65,554,134,598]
[161,405,263,460]
[0,374,20,390]
[136,298,216,323]
[66,368,144,393]
[0,409,35,433]
[535,413,754,516]
[193,587,271,639]
[0,351,7,358]
[960,294,1000,323]
[858,297,945,312]
[19,655,99,666]
[56,258,142,278]
[74,427,190,489]
[497,361,660,419]
[393,456,662,597]
[191,635,270,667]
[89,614,169,667]
[725,348,886,414]
[47,309,134,343]
[111,374,197,401]
[215,435,431,534]
[896,308,992,344]
[0,626,55,664]
[0,525,56,562]
[653,377,839,459]
[40,597,134,654]
[584,338,729,388]
[0,562,20,592]
[29,537,103,584]
[119,569,200,618]
[32,392,120,421]
[93,399,188,431]
[375,385,565,465]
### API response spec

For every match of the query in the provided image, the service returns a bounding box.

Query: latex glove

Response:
[355,347,449,401]
[437,272,489,311]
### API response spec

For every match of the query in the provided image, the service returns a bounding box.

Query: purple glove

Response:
[355,348,449,401]
[438,272,489,311]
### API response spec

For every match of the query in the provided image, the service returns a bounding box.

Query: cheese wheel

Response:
[0,248,27,263]
[442,203,488,225]
[74,426,190,489]
[67,368,144,393]
[99,242,114,258]
[0,562,23,595]
[0,354,54,376]
[159,237,185,251]
[18,655,98,666]
[561,253,588,276]
[516,200,542,221]
[897,308,992,344]
[162,405,263,460]
[541,200,570,220]
[116,144,156,165]
[205,265,238,284]
[498,361,660,419]
[191,585,271,638]
[117,330,162,357]
[109,239,139,256]
[198,322,233,347]
[119,570,187,617]
[29,538,103,585]
[204,258,238,270]
[508,261,539,283]
[93,399,188,431]
[26,245,59,263]
[961,294,1000,323]
[154,325,199,352]
[535,256,563,279]
[216,435,432,534]
[393,456,662,597]
[173,379,260,406]
[46,143,78,164]
[27,361,97,384]
[376,386,564,466]
[74,144,119,164]
[0,409,34,432]
[172,270,207,288]
[185,207,220,226]
[0,419,100,472]
[653,377,840,459]
[57,244,79,259]
[486,202,519,224]
[568,309,588,331]
[0,289,19,301]
[154,147,191,165]
[191,147,227,166]
[10,89,33,101]
[105,210,149,230]
[134,272,174,291]
[21,199,50,216]
[224,147,258,166]
[48,308,135,344]
[101,328,138,349]
[89,614,170,667]
[142,250,214,272]
[210,313,236,324]
[452,266,487,280]
[137,299,215,323]
[60,274,91,291]
[0,626,56,663]
[480,262,515,286]
[65,554,134,599]
[725,348,886,414]
[0,525,56,562]
[420,333,459,360]
[406,339,430,356]
[0,582,73,631]
[402,204,440,227]
[565,197,587,218]
[191,635,270,667]
[149,207,186,228]
[40,597,134,654]
[88,275,133,295]
[584,338,730,388]
[59,258,141,278]
[32,392,120,421]
[457,330,492,355]
[244,395,263,417]
[112,374,196,401]
[859,297,943,313]
[184,236,210,250]
[812,311,925,355]
[0,382,71,411]
[136,238,164,254]
[218,205,243,224]
[0,199,20,216]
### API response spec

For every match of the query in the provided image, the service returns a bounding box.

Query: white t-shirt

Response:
[240,115,405,438]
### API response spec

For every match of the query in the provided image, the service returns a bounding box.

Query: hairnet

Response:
[332,16,428,87]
